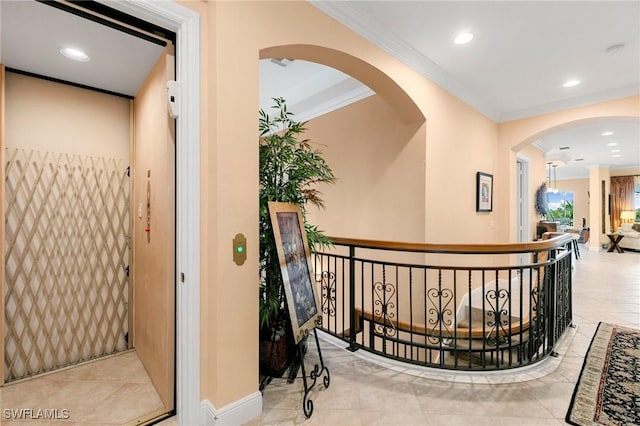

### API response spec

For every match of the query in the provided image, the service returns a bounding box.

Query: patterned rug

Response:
[566,322,640,426]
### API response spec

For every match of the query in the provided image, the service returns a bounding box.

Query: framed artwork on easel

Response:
[268,201,322,344]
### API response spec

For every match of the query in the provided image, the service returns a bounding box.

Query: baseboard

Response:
[200,392,262,425]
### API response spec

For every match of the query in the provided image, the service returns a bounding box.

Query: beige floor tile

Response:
[305,407,361,426]
[312,376,359,410]
[0,351,166,425]
[525,380,577,418]
[245,407,309,426]
[251,249,640,425]
[429,415,564,426]
[81,382,164,424]
[360,409,430,426]
[0,375,61,410]
[46,352,151,385]
[357,380,421,412]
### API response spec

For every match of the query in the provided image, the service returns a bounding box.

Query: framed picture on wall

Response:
[268,201,322,344]
[476,171,493,212]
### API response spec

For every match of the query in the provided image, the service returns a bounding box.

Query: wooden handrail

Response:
[327,233,572,254]
[354,308,530,340]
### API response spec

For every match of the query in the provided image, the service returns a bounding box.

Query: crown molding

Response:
[531,140,545,151]
[293,85,375,123]
[499,84,640,123]
[309,0,502,122]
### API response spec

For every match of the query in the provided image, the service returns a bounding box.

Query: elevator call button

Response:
[233,233,247,265]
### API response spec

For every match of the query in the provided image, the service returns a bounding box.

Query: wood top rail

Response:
[354,309,530,340]
[327,233,573,254]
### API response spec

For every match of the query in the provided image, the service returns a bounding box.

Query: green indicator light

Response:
[236,246,244,254]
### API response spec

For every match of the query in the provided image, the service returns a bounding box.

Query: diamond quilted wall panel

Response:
[4,148,129,382]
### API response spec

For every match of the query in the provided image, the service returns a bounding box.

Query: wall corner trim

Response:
[201,392,262,426]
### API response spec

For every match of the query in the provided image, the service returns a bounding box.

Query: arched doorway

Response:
[507,114,639,250]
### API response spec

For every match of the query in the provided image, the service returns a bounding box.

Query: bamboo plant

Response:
[258,97,336,331]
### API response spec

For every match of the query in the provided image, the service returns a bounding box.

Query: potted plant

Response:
[258,98,335,376]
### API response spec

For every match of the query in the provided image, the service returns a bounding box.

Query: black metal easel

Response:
[297,328,330,417]
[259,295,330,418]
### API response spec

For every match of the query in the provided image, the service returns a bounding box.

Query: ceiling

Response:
[2,1,639,180]
[0,1,165,97]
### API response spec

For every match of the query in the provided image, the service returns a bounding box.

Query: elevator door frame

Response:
[93,2,201,424]
[0,2,200,423]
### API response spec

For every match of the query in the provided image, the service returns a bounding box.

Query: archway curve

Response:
[260,44,425,125]
[512,115,640,153]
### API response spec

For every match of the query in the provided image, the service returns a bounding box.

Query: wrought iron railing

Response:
[314,233,574,370]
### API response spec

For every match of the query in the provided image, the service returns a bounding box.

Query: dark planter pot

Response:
[259,335,293,377]
[259,318,297,378]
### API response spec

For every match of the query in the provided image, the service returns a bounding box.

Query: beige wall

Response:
[181,0,500,409]
[4,72,130,160]
[423,81,499,244]
[555,178,589,229]
[305,95,426,242]
[176,0,640,411]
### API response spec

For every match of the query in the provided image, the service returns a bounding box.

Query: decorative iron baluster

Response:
[426,287,454,345]
[484,288,510,346]
[320,270,336,317]
[373,277,396,337]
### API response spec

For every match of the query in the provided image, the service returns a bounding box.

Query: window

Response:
[546,191,574,226]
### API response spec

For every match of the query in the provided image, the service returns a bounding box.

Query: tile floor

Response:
[246,247,640,425]
[0,351,167,425]
[0,247,637,425]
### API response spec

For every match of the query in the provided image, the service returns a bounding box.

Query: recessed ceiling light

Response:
[601,131,614,136]
[559,146,570,150]
[59,47,90,62]
[563,79,581,88]
[612,154,621,158]
[574,158,584,162]
[607,142,618,146]
[611,149,621,153]
[454,32,474,45]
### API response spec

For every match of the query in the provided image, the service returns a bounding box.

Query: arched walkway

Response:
[500,100,640,244]
[260,44,425,125]
[512,116,640,152]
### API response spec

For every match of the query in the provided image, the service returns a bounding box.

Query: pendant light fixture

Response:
[546,162,559,193]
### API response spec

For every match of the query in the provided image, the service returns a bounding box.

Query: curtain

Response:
[610,176,635,231]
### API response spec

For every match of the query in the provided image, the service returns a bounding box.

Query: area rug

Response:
[566,322,640,426]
